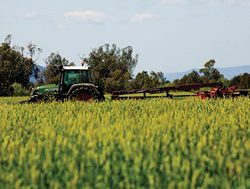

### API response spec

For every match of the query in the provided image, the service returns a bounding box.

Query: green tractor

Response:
[22,66,105,103]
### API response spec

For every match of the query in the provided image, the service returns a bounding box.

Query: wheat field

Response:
[0,97,249,188]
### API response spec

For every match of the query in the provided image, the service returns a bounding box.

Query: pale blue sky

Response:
[1,0,250,74]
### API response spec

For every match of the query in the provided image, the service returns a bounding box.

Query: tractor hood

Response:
[31,84,59,95]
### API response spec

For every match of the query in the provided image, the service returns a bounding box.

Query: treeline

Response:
[173,59,250,89]
[0,35,249,96]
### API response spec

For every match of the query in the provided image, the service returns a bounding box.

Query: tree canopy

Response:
[84,44,138,92]
[0,42,34,96]
[174,70,202,85]
[199,59,224,83]
[128,71,167,89]
[230,73,250,89]
[43,52,74,84]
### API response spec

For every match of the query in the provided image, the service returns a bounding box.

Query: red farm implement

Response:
[111,83,250,100]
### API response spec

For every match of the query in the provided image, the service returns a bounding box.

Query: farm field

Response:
[0,97,249,188]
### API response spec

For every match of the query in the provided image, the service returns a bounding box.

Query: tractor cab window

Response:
[64,70,81,86]
[61,70,92,93]
[81,70,92,83]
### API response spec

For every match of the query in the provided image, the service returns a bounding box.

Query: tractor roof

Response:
[63,66,89,70]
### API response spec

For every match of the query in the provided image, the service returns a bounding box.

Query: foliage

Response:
[11,83,30,96]
[0,43,34,96]
[14,40,42,80]
[219,77,230,88]
[174,70,202,85]
[26,42,42,61]
[199,59,224,83]
[43,52,74,84]
[174,60,225,85]
[230,73,250,89]
[84,44,138,92]
[128,71,167,89]
[105,70,131,92]
[27,42,42,80]
[0,98,249,188]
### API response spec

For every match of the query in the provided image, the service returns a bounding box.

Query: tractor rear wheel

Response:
[69,87,97,102]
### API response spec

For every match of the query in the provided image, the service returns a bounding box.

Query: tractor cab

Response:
[59,66,93,94]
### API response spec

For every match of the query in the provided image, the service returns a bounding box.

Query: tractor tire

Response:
[69,87,99,102]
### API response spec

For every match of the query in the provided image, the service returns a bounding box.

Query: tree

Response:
[27,42,42,61]
[105,70,131,92]
[12,41,42,81]
[27,42,43,80]
[43,52,74,84]
[199,59,223,83]
[175,70,202,85]
[83,44,138,92]
[173,79,180,85]
[0,42,34,96]
[128,71,166,89]
[4,34,12,45]
[150,71,167,85]
[130,71,151,89]
[230,73,250,89]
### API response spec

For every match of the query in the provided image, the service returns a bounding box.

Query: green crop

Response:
[0,98,249,188]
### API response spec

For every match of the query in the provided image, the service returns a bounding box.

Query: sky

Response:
[1,0,250,74]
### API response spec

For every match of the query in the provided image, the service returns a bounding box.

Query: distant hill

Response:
[165,65,250,82]
[30,65,45,83]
